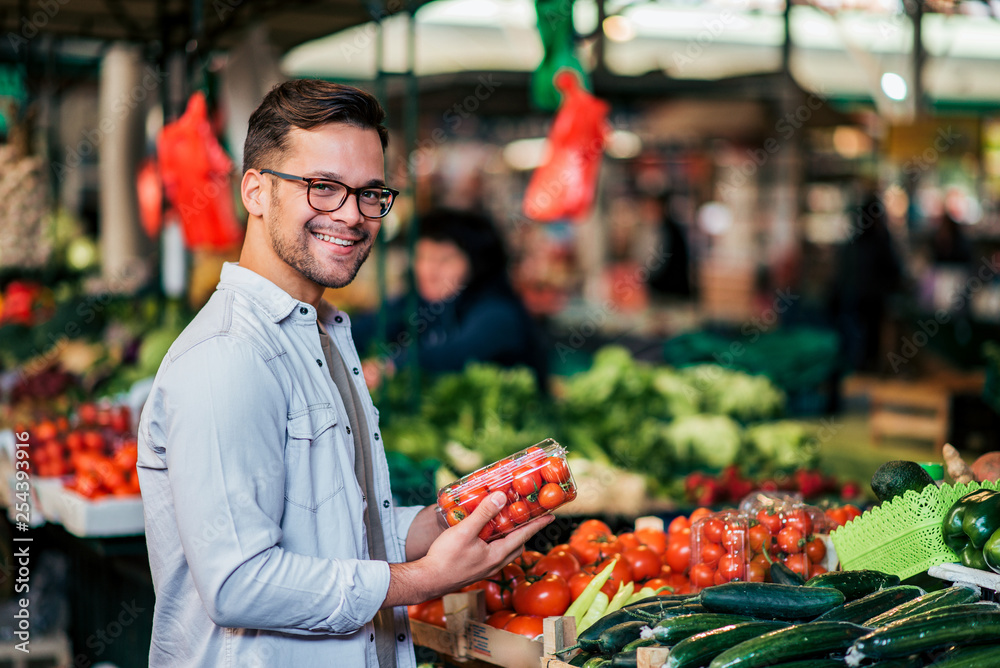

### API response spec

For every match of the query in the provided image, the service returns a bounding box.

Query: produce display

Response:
[548,574,999,667]
[943,488,1000,573]
[11,402,139,497]
[436,439,577,541]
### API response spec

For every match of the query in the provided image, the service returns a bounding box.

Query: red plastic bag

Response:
[157,92,243,250]
[136,157,162,240]
[523,71,610,222]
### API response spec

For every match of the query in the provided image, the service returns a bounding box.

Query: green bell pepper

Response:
[962,489,1000,549]
[960,543,990,571]
[943,489,996,552]
[984,526,1000,574]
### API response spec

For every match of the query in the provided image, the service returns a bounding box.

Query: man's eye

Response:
[360,189,382,201]
[313,182,336,192]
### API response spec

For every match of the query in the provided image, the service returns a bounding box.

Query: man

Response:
[137,79,552,667]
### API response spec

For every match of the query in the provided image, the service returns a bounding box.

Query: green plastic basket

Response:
[831,480,1000,579]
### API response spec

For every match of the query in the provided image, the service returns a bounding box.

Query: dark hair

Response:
[418,209,508,289]
[242,79,389,174]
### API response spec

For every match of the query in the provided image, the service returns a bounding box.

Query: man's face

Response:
[263,123,385,289]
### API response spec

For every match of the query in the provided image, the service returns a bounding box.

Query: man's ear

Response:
[242,169,266,218]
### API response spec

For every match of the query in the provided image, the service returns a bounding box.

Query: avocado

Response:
[870,460,936,504]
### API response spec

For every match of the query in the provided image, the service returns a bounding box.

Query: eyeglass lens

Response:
[308,181,393,217]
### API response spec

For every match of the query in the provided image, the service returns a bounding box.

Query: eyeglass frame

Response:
[258,169,399,219]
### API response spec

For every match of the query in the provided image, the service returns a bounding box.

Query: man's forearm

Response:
[404,504,445,561]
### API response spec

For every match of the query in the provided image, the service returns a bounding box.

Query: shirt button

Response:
[316,359,323,367]
[370,633,374,642]
[335,315,343,323]
[346,426,351,434]
[299,307,308,315]
[383,499,390,508]
[353,367,360,375]
[374,433,380,441]
[397,634,405,642]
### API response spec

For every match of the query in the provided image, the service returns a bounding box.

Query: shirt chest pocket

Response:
[284,405,346,511]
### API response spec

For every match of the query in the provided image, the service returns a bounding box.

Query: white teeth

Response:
[313,232,355,246]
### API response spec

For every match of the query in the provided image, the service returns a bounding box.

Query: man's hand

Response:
[384,491,553,608]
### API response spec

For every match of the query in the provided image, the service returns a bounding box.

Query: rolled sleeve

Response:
[157,335,386,634]
[392,505,426,558]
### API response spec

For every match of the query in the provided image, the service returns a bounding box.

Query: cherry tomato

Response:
[842,504,862,522]
[571,533,622,565]
[717,554,745,582]
[486,610,517,629]
[529,553,581,581]
[689,562,716,589]
[617,532,640,550]
[458,487,488,515]
[689,507,713,525]
[504,614,544,639]
[783,553,811,579]
[512,465,543,498]
[777,527,804,554]
[747,555,768,582]
[541,457,570,484]
[825,507,848,528]
[492,509,515,536]
[748,523,773,554]
[508,500,531,525]
[635,527,668,556]
[622,545,661,582]
[512,574,571,617]
[665,573,691,595]
[547,544,578,560]
[810,563,828,576]
[804,536,827,564]
[700,541,725,566]
[756,508,783,535]
[538,483,566,510]
[783,509,813,537]
[701,518,724,544]
[479,522,495,541]
[445,507,466,527]
[721,524,746,554]
[407,602,426,619]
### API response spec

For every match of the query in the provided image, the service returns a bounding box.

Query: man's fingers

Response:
[459,491,506,536]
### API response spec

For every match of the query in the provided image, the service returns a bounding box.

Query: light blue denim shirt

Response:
[137,262,422,667]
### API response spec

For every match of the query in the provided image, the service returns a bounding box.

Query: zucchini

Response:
[805,570,901,601]
[579,620,647,655]
[699,581,845,620]
[610,651,638,667]
[845,610,1000,664]
[648,613,755,645]
[862,585,980,627]
[582,658,611,668]
[932,643,1000,667]
[815,585,925,624]
[665,621,792,668]
[568,653,593,667]
[577,608,659,651]
[769,561,807,586]
[709,621,869,668]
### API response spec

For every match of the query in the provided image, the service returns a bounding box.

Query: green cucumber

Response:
[845,610,1000,663]
[862,585,980,627]
[761,661,846,668]
[620,637,661,652]
[805,570,901,601]
[579,620,647,655]
[568,653,593,667]
[699,581,845,620]
[648,613,754,645]
[769,561,807,586]
[622,597,700,616]
[815,585,925,623]
[932,643,1000,667]
[623,593,695,609]
[610,651,638,667]
[576,608,659,651]
[665,621,792,668]
[708,621,869,668]
[582,657,611,668]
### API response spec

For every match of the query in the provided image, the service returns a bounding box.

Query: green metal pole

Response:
[373,4,390,412]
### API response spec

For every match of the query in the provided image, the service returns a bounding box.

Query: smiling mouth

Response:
[312,231,358,247]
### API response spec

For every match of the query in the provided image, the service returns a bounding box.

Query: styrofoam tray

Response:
[58,488,144,537]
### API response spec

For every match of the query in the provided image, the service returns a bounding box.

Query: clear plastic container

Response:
[689,501,832,591]
[436,438,577,542]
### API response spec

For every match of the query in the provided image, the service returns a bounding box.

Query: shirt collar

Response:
[217,262,346,326]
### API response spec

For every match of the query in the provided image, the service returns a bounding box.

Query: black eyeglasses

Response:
[259,169,399,219]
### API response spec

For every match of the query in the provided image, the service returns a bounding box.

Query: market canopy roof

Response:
[0,0,428,53]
